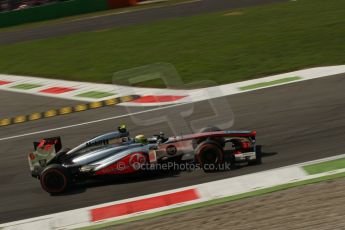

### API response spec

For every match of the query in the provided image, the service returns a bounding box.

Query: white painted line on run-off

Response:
[0,102,190,142]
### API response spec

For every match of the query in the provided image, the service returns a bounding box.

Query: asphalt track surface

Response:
[0,74,345,223]
[0,91,82,118]
[0,0,287,45]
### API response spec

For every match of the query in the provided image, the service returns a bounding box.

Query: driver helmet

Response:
[118,124,127,133]
[134,134,147,144]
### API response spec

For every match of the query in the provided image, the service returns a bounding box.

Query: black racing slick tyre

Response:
[195,140,224,172]
[249,145,263,165]
[40,164,71,195]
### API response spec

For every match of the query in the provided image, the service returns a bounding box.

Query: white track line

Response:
[0,102,190,142]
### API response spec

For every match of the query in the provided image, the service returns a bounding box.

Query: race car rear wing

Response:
[29,137,62,176]
[33,137,62,153]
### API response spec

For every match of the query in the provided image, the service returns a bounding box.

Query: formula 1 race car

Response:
[28,125,261,194]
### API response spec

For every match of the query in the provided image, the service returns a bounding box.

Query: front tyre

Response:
[40,164,71,195]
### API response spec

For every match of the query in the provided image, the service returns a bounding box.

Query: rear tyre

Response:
[40,164,71,195]
[195,140,224,172]
[249,145,262,165]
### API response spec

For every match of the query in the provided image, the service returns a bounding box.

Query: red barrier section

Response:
[0,80,12,85]
[91,189,199,222]
[40,87,76,94]
[133,95,186,103]
[107,0,138,9]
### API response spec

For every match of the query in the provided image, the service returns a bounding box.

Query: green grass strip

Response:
[76,171,345,230]
[0,0,193,33]
[0,0,344,87]
[239,76,301,91]
[303,158,345,175]
[76,91,115,98]
[10,83,42,90]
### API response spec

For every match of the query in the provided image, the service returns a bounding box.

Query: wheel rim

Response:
[201,147,219,164]
[42,170,66,192]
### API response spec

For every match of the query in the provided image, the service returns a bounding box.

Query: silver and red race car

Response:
[28,125,261,194]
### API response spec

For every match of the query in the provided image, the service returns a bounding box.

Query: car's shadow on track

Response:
[260,145,278,158]
[53,170,183,196]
